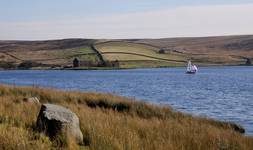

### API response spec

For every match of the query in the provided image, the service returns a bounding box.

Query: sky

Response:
[1,0,253,40]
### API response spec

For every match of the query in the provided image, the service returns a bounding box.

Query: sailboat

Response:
[186,60,198,74]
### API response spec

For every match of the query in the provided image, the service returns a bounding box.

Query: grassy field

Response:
[95,41,186,68]
[119,60,183,69]
[0,85,252,149]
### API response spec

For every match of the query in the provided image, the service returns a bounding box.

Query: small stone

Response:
[23,97,40,104]
[228,122,245,134]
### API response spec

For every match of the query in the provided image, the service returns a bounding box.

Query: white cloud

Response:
[1,3,253,40]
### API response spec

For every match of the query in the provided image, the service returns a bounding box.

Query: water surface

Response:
[0,66,252,134]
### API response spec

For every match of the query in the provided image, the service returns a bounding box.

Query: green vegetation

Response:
[0,85,252,149]
[119,60,182,69]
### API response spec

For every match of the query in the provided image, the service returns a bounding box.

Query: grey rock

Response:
[36,104,83,144]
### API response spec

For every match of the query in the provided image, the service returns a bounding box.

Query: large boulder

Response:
[36,104,83,144]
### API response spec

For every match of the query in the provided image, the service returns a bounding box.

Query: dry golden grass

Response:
[0,85,252,150]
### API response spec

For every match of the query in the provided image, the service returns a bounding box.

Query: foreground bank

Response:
[0,85,252,149]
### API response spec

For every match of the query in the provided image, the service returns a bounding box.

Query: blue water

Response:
[0,66,252,135]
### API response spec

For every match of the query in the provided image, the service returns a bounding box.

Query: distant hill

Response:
[0,39,95,51]
[0,35,252,69]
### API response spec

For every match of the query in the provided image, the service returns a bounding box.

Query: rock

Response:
[228,122,245,134]
[23,97,40,104]
[36,104,83,144]
[246,58,252,66]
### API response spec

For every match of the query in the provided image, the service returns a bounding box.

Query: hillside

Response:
[0,39,100,69]
[0,35,253,69]
[0,85,252,149]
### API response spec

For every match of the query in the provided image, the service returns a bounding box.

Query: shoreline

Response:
[1,83,251,133]
[0,63,252,71]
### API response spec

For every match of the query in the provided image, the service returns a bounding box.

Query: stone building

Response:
[73,58,80,68]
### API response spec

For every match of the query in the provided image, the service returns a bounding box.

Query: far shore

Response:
[0,63,251,71]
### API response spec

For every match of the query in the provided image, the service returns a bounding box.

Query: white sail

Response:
[187,61,192,71]
[192,65,198,71]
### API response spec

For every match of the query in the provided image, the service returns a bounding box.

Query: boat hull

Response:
[186,71,197,74]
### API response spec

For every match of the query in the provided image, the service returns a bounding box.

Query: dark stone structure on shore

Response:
[73,58,80,68]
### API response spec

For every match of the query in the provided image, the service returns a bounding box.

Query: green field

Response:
[95,41,187,68]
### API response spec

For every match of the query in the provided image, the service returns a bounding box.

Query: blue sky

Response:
[1,0,253,39]
[1,0,253,21]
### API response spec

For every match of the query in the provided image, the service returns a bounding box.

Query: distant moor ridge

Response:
[0,35,252,69]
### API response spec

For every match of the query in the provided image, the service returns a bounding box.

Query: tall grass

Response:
[0,85,252,149]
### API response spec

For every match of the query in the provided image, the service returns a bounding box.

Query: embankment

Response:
[0,85,252,149]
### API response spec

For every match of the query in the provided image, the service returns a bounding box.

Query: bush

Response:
[0,61,17,69]
[18,61,47,69]
[158,49,166,54]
